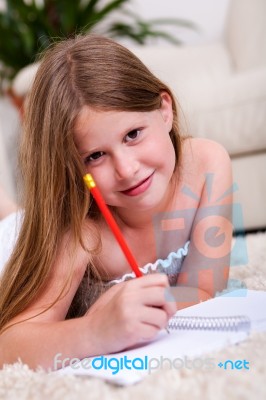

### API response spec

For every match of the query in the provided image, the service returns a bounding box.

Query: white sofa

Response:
[0,96,20,201]
[0,0,265,231]
[129,0,266,231]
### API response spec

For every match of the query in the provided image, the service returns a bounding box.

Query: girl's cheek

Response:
[93,170,112,195]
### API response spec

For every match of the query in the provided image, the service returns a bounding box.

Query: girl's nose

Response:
[113,151,140,181]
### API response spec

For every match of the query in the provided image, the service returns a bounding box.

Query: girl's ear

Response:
[159,91,173,131]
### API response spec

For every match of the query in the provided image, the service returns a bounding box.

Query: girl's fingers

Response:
[128,273,169,289]
[138,287,176,316]
[139,306,169,330]
[128,275,177,317]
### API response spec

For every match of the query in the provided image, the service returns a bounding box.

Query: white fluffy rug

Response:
[1,232,266,400]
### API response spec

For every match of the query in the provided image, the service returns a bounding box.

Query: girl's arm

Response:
[175,139,233,307]
[0,229,176,369]
[0,275,175,370]
[0,317,99,370]
[0,231,89,369]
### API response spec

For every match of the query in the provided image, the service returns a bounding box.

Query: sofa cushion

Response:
[178,69,266,156]
[130,43,233,85]
[226,0,266,71]
[232,153,266,230]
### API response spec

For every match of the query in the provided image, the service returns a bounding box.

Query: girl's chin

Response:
[117,195,168,214]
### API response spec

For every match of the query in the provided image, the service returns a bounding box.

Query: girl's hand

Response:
[84,273,176,354]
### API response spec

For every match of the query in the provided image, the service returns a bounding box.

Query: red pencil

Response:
[83,174,143,278]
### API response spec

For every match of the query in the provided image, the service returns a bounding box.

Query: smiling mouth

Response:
[121,173,154,196]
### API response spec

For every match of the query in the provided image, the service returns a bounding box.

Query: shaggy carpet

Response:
[1,232,266,400]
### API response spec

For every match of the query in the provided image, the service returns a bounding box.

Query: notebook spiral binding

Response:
[167,315,251,332]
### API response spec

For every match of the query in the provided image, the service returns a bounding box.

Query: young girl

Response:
[0,34,233,370]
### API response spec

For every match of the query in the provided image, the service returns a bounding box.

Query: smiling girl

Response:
[0,34,233,370]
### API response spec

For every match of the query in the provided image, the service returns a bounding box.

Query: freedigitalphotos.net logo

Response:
[153,173,248,302]
[53,353,216,375]
[53,353,250,375]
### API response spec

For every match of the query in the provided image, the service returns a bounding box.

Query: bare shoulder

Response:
[176,137,232,207]
[182,137,231,174]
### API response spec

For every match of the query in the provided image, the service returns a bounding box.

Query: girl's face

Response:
[74,92,176,213]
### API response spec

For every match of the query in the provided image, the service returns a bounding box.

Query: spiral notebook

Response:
[58,289,266,385]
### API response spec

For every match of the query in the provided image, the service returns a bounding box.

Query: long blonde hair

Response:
[0,34,182,330]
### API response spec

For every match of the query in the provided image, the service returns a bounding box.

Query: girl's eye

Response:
[85,151,104,163]
[124,129,141,143]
